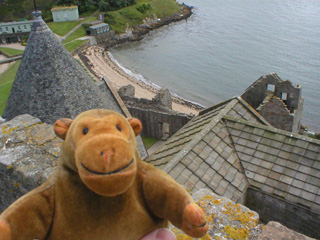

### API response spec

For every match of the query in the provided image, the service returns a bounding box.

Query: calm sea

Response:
[110,0,320,132]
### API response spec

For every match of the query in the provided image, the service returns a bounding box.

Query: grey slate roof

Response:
[225,117,320,213]
[146,97,269,203]
[3,11,122,124]
[147,96,320,212]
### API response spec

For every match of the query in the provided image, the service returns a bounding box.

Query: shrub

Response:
[136,3,151,13]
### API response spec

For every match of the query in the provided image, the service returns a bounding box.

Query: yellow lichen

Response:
[14,182,20,188]
[224,226,248,240]
[1,126,19,135]
[7,165,13,170]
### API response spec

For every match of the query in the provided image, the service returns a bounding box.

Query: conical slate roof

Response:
[3,11,121,124]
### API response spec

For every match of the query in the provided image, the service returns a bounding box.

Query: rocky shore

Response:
[102,3,193,50]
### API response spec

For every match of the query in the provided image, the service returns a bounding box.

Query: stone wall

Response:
[128,106,191,140]
[257,96,294,132]
[246,188,320,239]
[0,114,61,212]
[119,86,193,140]
[241,73,303,133]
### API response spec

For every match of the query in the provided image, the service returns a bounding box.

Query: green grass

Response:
[141,136,158,149]
[47,21,81,36]
[0,47,24,57]
[47,17,97,36]
[64,40,88,52]
[0,60,20,115]
[63,26,86,43]
[104,0,181,34]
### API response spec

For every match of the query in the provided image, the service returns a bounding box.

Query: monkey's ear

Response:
[128,118,142,136]
[54,118,73,140]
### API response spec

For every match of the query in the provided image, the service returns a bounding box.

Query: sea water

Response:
[110,0,320,132]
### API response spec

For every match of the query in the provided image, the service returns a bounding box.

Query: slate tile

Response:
[233,172,244,188]
[292,179,304,189]
[307,176,320,186]
[181,168,193,180]
[176,174,188,184]
[238,180,247,192]
[288,186,302,197]
[199,145,212,160]
[261,184,274,194]
[254,174,267,183]
[219,163,231,176]
[279,175,293,185]
[226,154,237,165]
[304,183,318,193]
[203,131,215,144]
[286,161,299,170]
[181,155,193,166]
[312,161,320,170]
[295,172,308,182]
[304,151,318,160]
[300,158,314,167]
[308,143,320,153]
[261,161,274,169]
[298,165,312,174]
[193,141,207,154]
[283,168,296,178]
[300,191,316,202]
[272,165,284,173]
[195,180,206,189]
[292,147,306,156]
[265,178,278,188]
[273,189,286,198]
[278,151,291,159]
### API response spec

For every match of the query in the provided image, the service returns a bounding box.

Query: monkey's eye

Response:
[83,127,89,135]
[116,125,122,132]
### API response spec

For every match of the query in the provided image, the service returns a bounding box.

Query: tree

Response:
[56,0,74,6]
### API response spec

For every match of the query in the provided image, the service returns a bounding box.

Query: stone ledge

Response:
[0,114,61,212]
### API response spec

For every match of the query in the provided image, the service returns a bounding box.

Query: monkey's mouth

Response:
[81,159,134,175]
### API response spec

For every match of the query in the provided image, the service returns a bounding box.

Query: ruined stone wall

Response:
[127,106,191,139]
[246,188,320,239]
[257,97,294,132]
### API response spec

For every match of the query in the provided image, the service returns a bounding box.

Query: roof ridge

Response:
[162,99,240,173]
[236,96,271,126]
[223,115,320,145]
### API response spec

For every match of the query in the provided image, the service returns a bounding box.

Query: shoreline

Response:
[78,46,204,115]
[75,3,205,115]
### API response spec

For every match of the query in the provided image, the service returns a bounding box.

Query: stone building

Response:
[241,73,303,133]
[0,20,33,44]
[119,86,192,140]
[51,6,79,22]
[147,95,320,238]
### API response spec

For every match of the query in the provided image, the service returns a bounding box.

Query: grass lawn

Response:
[104,0,180,34]
[64,40,88,52]
[141,136,158,149]
[63,26,86,43]
[0,47,24,57]
[47,17,97,36]
[0,60,20,115]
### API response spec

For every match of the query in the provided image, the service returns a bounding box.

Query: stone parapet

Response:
[0,114,61,212]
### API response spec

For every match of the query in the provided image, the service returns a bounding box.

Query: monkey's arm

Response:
[139,162,208,238]
[0,185,54,240]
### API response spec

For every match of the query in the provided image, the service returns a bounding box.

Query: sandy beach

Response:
[78,46,202,115]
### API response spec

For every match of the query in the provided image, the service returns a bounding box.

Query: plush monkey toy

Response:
[0,109,208,240]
